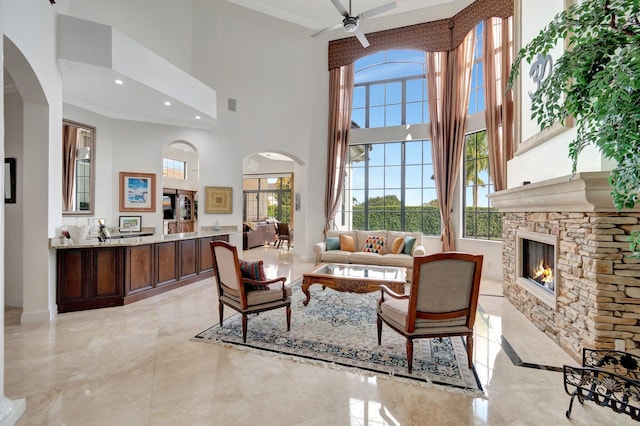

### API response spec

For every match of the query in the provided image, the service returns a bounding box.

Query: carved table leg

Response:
[302,276,312,306]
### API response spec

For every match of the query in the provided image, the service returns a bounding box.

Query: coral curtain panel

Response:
[483,16,514,191]
[426,30,476,251]
[62,123,78,211]
[324,64,354,233]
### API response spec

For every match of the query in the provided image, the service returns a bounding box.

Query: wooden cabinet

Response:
[56,234,229,312]
[179,239,197,279]
[198,234,229,273]
[165,189,195,233]
[156,241,178,286]
[57,246,123,312]
[124,244,154,296]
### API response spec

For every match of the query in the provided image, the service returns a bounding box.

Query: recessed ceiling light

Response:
[195,115,201,120]
[114,79,124,85]
[164,101,171,106]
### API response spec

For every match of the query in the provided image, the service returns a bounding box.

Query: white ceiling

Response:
[225,0,462,30]
[6,1,475,131]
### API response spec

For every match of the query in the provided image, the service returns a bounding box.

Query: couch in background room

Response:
[312,230,427,280]
[243,221,277,250]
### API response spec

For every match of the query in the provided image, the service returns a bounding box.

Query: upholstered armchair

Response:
[377,252,483,373]
[210,241,291,342]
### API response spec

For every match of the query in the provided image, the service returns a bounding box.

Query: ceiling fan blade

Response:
[311,23,344,38]
[358,1,397,20]
[354,28,370,48]
[330,0,349,17]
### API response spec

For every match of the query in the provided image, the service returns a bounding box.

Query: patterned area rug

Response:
[193,281,484,397]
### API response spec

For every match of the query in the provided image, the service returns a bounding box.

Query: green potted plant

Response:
[509,0,640,254]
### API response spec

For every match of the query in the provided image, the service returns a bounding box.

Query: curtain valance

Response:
[328,0,513,69]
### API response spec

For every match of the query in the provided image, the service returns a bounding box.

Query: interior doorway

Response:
[162,141,199,234]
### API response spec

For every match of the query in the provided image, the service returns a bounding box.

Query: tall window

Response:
[340,22,501,240]
[163,158,186,179]
[351,50,428,128]
[468,21,485,115]
[463,21,502,240]
[337,50,437,232]
[463,131,501,239]
[243,175,292,223]
[339,140,440,234]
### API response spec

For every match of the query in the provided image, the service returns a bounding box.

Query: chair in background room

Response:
[376,252,483,373]
[210,241,291,342]
[275,222,292,249]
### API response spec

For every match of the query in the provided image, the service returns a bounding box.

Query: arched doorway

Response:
[3,36,52,323]
[242,151,303,250]
[162,141,199,234]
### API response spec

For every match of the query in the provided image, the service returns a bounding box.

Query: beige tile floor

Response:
[5,245,636,425]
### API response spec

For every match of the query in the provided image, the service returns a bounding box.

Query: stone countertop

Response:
[50,228,237,249]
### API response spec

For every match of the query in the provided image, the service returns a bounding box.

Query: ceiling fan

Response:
[311,0,397,48]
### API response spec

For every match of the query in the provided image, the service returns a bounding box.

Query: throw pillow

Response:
[363,235,385,254]
[403,236,416,255]
[339,234,355,252]
[390,237,405,254]
[238,260,270,290]
[326,237,340,251]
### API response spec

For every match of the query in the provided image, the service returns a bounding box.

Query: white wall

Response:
[4,90,24,307]
[190,0,328,260]
[4,0,64,322]
[65,0,193,73]
[507,0,613,187]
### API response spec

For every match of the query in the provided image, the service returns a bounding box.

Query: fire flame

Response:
[532,259,553,283]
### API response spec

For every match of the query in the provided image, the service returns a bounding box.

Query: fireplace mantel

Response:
[494,170,640,360]
[489,172,640,213]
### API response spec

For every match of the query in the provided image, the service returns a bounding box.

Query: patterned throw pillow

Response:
[363,235,385,254]
[339,234,355,252]
[390,237,405,254]
[238,260,270,290]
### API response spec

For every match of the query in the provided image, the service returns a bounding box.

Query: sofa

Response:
[312,230,426,280]
[243,221,277,250]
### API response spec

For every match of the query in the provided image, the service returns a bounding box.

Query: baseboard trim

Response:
[20,309,53,324]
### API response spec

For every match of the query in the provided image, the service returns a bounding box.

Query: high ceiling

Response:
[6,1,477,130]
[225,0,471,31]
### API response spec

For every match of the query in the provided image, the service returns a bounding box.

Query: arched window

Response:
[339,21,502,240]
[352,49,427,128]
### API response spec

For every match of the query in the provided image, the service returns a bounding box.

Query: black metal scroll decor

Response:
[563,349,640,420]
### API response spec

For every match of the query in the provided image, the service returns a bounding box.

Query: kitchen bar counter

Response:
[52,229,235,312]
[50,229,236,249]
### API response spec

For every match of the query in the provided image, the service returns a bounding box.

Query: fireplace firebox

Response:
[516,230,558,308]
[522,239,555,292]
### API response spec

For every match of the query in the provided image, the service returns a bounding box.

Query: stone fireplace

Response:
[491,172,640,360]
[516,230,557,308]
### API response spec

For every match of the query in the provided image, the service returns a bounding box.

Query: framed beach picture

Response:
[119,216,142,232]
[119,172,156,212]
[205,186,232,214]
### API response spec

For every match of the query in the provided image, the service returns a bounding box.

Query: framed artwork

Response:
[205,186,232,214]
[119,216,142,232]
[4,158,16,204]
[119,172,156,212]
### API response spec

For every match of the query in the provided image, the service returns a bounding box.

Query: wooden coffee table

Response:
[301,263,407,306]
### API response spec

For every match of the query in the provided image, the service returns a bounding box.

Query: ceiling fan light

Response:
[343,17,358,32]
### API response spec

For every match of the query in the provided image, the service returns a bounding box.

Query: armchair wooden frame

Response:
[377,252,483,373]
[275,222,292,249]
[210,241,291,342]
